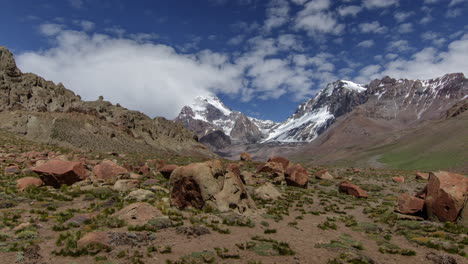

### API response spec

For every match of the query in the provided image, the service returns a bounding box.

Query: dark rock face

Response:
[0,46,213,157]
[199,130,232,150]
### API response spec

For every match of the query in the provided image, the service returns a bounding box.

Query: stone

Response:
[125,189,155,201]
[426,252,457,264]
[113,179,140,192]
[226,163,241,177]
[392,176,405,183]
[32,159,86,188]
[170,160,256,214]
[16,177,44,191]
[254,182,282,200]
[396,193,425,215]
[425,171,468,222]
[142,179,160,186]
[315,170,334,180]
[92,160,128,180]
[415,172,429,180]
[339,181,368,198]
[138,164,151,176]
[4,164,20,174]
[113,202,162,226]
[267,156,290,170]
[160,164,178,179]
[240,152,252,162]
[285,164,309,188]
[256,162,284,175]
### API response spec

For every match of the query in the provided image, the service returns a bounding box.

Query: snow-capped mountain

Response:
[174,95,277,147]
[263,80,367,142]
[175,73,467,152]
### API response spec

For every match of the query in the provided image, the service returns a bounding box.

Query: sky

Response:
[1,0,467,122]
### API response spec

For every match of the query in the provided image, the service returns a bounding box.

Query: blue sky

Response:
[1,0,467,122]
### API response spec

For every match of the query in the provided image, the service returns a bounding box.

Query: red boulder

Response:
[160,164,178,179]
[33,159,86,188]
[396,193,425,215]
[16,177,44,192]
[93,160,128,180]
[339,181,368,198]
[285,164,309,188]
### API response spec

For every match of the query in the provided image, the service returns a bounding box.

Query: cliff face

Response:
[0,46,214,157]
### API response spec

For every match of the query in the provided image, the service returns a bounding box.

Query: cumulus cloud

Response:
[356,34,468,82]
[17,28,244,118]
[398,23,413,33]
[357,40,375,48]
[264,0,290,32]
[337,5,362,17]
[358,21,387,34]
[294,0,344,36]
[363,0,399,9]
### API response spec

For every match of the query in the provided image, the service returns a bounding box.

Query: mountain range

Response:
[175,72,468,172]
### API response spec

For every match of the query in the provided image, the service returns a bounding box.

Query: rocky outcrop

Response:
[32,159,86,188]
[254,183,282,200]
[169,160,256,214]
[339,181,368,198]
[199,130,231,150]
[0,46,214,157]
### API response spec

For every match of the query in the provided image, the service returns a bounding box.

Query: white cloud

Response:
[264,0,290,32]
[227,34,245,45]
[337,5,362,17]
[290,0,308,5]
[393,11,413,23]
[294,0,344,36]
[387,40,411,52]
[446,8,462,18]
[356,34,468,82]
[363,0,399,9]
[74,20,95,31]
[398,23,413,33]
[17,28,244,119]
[358,21,387,34]
[38,23,64,36]
[357,39,375,48]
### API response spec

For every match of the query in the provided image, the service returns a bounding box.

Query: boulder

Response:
[339,181,368,198]
[16,177,44,191]
[415,172,429,180]
[138,164,151,176]
[32,159,86,188]
[113,180,140,192]
[256,162,284,175]
[267,156,290,170]
[425,171,468,222]
[396,193,424,215]
[113,202,162,226]
[392,176,405,183]
[240,171,257,185]
[315,170,334,180]
[170,160,256,214]
[240,152,252,162]
[226,163,241,177]
[285,164,309,188]
[160,164,178,179]
[254,183,282,200]
[4,164,20,174]
[92,160,127,180]
[125,189,155,201]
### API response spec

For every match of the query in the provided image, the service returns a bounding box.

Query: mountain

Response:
[174,95,277,149]
[0,46,214,157]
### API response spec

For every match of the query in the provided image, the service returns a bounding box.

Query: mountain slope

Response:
[0,46,214,157]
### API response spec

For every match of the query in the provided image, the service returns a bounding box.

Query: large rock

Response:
[392,176,405,183]
[92,160,127,180]
[32,159,86,188]
[169,160,256,214]
[425,171,468,222]
[16,177,44,192]
[254,183,282,200]
[315,170,333,180]
[267,156,290,170]
[285,164,309,188]
[240,152,252,162]
[396,193,425,215]
[113,202,162,225]
[77,232,110,249]
[125,189,155,201]
[339,181,368,198]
